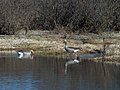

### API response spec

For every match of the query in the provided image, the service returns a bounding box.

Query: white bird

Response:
[17,50,34,59]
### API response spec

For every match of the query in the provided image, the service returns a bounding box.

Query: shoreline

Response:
[0,47,120,65]
[0,49,120,65]
[0,31,120,64]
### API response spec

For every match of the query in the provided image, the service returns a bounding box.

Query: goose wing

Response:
[18,52,23,55]
[65,47,75,52]
[24,52,31,55]
[68,47,79,49]
[67,47,80,52]
[18,52,24,59]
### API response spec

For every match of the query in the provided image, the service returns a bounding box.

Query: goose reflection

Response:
[65,58,80,74]
[17,50,34,59]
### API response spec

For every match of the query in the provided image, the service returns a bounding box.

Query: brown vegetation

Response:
[0,0,119,34]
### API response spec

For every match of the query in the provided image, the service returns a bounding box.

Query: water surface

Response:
[0,52,120,90]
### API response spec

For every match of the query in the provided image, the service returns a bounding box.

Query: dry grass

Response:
[0,31,120,62]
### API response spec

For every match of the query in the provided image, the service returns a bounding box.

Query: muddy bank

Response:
[0,31,120,62]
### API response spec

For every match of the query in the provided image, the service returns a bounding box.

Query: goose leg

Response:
[70,53,72,60]
[73,52,77,60]
[65,63,68,74]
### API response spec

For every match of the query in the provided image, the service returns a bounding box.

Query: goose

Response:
[94,49,104,53]
[17,50,34,59]
[64,39,80,53]
[78,49,104,59]
[64,39,80,60]
[93,49,104,57]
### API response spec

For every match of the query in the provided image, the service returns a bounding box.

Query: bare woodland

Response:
[0,0,119,34]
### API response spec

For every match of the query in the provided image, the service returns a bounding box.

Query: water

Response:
[0,52,120,90]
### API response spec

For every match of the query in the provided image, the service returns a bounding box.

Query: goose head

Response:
[30,50,34,55]
[63,39,67,45]
[93,49,104,54]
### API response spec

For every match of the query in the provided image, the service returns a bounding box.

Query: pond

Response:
[0,51,120,90]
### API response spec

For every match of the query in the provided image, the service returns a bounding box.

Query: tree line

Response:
[0,0,119,34]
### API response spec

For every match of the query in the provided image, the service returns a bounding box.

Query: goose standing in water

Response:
[64,39,80,59]
[64,39,80,53]
[17,50,34,59]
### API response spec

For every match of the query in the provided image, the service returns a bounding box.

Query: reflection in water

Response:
[0,52,120,90]
[65,60,80,74]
